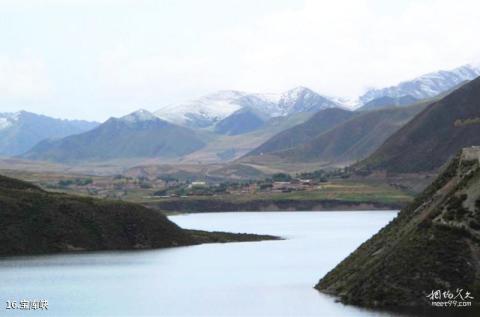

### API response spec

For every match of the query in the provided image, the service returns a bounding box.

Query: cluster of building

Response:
[45,173,322,199]
[227,178,320,195]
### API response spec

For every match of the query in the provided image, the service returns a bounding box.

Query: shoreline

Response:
[166,209,400,216]
[146,198,407,214]
[0,229,280,259]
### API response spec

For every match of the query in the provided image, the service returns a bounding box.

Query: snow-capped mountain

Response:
[0,111,98,156]
[155,87,341,129]
[359,64,480,105]
[23,109,205,162]
[153,63,480,130]
[155,91,250,128]
[120,109,159,123]
[0,112,20,131]
[277,87,342,115]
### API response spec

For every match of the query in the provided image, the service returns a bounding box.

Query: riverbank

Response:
[145,197,407,213]
[0,211,398,317]
[0,174,278,257]
[315,152,480,308]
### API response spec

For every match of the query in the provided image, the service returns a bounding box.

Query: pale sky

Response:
[1,0,480,121]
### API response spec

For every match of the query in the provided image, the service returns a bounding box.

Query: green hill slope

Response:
[243,105,426,168]
[0,174,196,255]
[0,174,276,256]
[214,107,267,136]
[0,111,98,156]
[357,77,480,174]
[22,110,205,163]
[246,108,355,156]
[275,105,425,164]
[316,148,480,307]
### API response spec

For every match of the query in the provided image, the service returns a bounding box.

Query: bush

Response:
[272,173,292,182]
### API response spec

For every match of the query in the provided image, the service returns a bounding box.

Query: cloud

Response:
[98,48,208,97]
[226,0,480,97]
[3,0,479,120]
[0,55,53,100]
[94,0,480,105]
[95,45,244,107]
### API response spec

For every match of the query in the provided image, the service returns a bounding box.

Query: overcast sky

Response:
[1,0,480,121]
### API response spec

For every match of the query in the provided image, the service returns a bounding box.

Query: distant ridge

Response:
[214,107,268,136]
[356,95,418,112]
[0,111,98,156]
[359,64,480,104]
[22,110,205,163]
[357,76,480,174]
[243,104,427,167]
[155,87,342,129]
[246,108,355,157]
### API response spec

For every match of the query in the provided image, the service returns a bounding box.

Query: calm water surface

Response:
[0,211,403,317]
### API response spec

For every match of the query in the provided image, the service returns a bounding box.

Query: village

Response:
[43,172,325,200]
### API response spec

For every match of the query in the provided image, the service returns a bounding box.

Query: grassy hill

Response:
[277,105,425,163]
[23,111,205,163]
[0,174,276,256]
[0,111,98,156]
[316,149,480,307]
[242,104,426,169]
[357,77,480,174]
[181,112,313,164]
[246,108,356,156]
[214,107,267,136]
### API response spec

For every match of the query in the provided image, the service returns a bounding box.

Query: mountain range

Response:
[247,108,356,156]
[5,63,480,168]
[20,87,342,164]
[238,65,480,170]
[241,103,428,168]
[356,75,480,174]
[0,111,98,156]
[155,86,342,130]
[23,110,205,163]
[213,107,269,136]
[273,105,426,165]
[358,64,480,105]
[154,64,480,131]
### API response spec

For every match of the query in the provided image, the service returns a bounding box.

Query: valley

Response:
[2,65,479,217]
[4,2,480,316]
[0,167,414,212]
[2,60,480,315]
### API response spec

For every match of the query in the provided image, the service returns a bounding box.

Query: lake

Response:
[0,211,402,317]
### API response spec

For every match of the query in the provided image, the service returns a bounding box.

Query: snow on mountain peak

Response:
[155,92,258,127]
[0,112,21,130]
[0,118,12,130]
[153,63,479,128]
[154,87,343,128]
[359,64,480,105]
[281,86,313,102]
[277,86,340,115]
[155,90,250,128]
[120,109,158,123]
